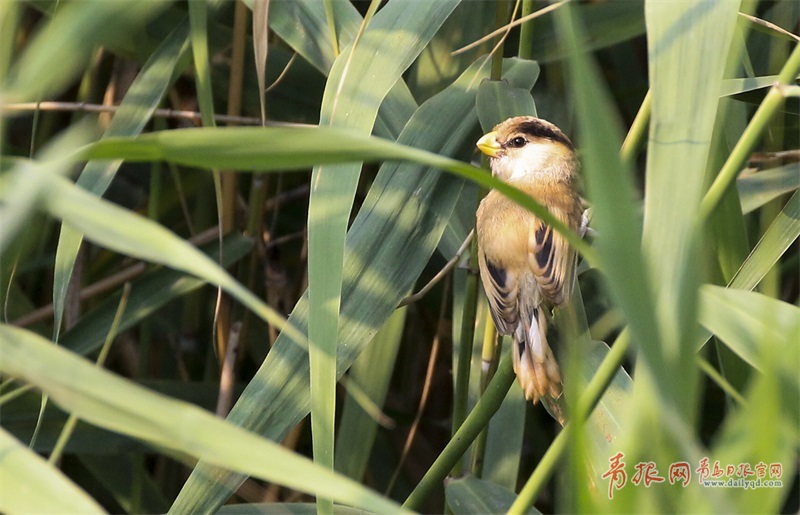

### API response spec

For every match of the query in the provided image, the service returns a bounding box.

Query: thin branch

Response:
[265,52,298,94]
[451,0,569,56]
[2,101,314,128]
[748,149,800,166]
[265,230,306,249]
[264,184,309,211]
[738,12,800,42]
[216,321,242,417]
[11,225,223,327]
[398,229,474,307]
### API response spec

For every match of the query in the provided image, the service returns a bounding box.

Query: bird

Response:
[475,116,584,404]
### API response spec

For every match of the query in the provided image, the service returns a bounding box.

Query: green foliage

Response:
[1,1,798,513]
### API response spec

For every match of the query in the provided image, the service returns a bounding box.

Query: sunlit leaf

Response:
[0,325,403,514]
[0,427,104,514]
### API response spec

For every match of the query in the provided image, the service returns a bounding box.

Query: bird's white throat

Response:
[492,143,566,182]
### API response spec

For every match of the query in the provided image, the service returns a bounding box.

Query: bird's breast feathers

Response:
[477,179,581,309]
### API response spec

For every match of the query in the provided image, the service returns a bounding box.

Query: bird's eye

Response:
[508,136,526,148]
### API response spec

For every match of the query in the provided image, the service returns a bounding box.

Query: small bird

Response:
[475,116,583,404]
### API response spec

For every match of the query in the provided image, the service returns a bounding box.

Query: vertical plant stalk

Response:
[469,310,500,476]
[141,117,168,379]
[404,352,516,511]
[229,1,268,374]
[188,0,231,366]
[517,0,536,60]
[449,235,479,476]
[309,4,382,513]
[239,175,271,350]
[304,5,462,514]
[252,0,270,124]
[225,0,248,231]
[489,0,512,81]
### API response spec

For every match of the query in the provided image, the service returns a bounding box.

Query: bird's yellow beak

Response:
[476,131,502,157]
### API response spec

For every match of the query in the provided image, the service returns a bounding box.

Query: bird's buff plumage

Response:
[475,116,583,405]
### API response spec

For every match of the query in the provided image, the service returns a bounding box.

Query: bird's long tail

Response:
[512,307,562,404]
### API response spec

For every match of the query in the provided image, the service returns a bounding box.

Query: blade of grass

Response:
[707,95,754,285]
[0,125,94,259]
[605,3,741,508]
[408,2,496,102]
[188,0,216,129]
[263,0,360,74]
[84,127,595,263]
[446,475,533,515]
[730,190,800,290]
[322,0,339,57]
[217,504,363,514]
[720,74,782,97]
[265,0,416,139]
[52,19,190,342]
[170,56,536,515]
[694,191,800,363]
[188,0,229,367]
[48,283,131,466]
[1,124,96,452]
[554,0,659,380]
[0,324,405,514]
[699,285,800,374]
[2,1,167,103]
[0,427,104,514]
[641,0,739,416]
[737,163,800,214]
[475,1,646,64]
[693,316,799,513]
[307,4,458,512]
[335,308,406,481]
[253,0,270,123]
[0,1,18,79]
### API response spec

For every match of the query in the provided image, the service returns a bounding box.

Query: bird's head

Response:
[476,116,576,182]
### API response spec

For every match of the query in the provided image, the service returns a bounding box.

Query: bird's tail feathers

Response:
[512,307,562,404]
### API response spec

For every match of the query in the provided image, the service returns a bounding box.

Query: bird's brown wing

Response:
[528,205,581,307]
[478,247,519,335]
